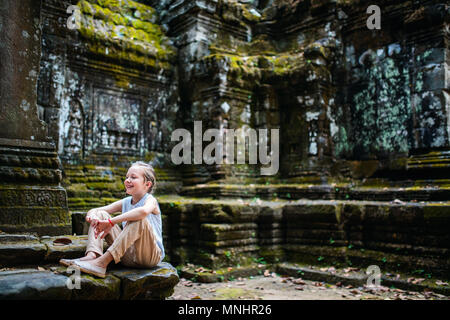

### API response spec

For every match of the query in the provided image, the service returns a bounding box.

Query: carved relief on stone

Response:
[63,99,84,157]
[94,89,142,154]
[0,188,66,207]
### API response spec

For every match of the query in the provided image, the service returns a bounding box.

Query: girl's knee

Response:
[127,218,149,228]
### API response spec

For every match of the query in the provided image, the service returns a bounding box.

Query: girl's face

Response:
[124,166,151,196]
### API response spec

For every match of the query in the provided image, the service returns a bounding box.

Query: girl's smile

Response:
[124,167,151,197]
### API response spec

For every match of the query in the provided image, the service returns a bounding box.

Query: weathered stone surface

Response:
[0,0,70,236]
[0,262,180,300]
[71,212,90,235]
[110,262,179,300]
[0,269,72,300]
[180,264,269,283]
[0,0,48,141]
[73,274,121,300]
[0,234,47,267]
[53,266,121,300]
[40,235,92,263]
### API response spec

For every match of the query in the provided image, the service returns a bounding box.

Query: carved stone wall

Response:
[38,0,179,166]
[0,0,70,236]
[147,0,450,196]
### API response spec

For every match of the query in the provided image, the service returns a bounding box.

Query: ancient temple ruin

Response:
[0,0,449,298]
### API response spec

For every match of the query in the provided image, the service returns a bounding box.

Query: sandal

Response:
[73,260,106,278]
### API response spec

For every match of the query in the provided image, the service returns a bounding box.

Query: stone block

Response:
[72,212,90,235]
[283,202,338,222]
[40,235,91,263]
[110,262,179,300]
[0,234,47,267]
[53,266,121,300]
[0,269,72,300]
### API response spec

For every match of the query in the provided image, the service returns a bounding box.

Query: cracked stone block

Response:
[110,262,179,300]
[0,269,72,300]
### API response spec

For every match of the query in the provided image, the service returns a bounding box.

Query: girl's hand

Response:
[86,216,100,228]
[94,219,113,239]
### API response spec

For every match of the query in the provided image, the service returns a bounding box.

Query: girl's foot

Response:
[89,251,114,269]
[79,251,100,261]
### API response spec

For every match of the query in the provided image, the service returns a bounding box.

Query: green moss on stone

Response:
[76,0,175,68]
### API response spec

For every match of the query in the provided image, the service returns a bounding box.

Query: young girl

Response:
[60,161,165,278]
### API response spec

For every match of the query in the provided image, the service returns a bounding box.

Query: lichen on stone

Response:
[75,0,176,68]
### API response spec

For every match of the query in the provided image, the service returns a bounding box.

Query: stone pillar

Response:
[0,0,70,235]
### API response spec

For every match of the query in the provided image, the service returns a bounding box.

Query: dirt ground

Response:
[168,274,449,300]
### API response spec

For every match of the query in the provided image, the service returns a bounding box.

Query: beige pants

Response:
[85,210,161,268]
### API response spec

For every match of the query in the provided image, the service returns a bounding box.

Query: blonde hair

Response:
[131,161,156,194]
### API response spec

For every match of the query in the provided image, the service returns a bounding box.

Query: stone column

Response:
[0,0,70,235]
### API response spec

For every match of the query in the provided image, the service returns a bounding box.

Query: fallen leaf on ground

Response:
[293,278,306,285]
[412,278,425,284]
[328,267,336,273]
[313,282,323,287]
[191,295,202,300]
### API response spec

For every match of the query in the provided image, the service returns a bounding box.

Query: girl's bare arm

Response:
[110,196,157,225]
[87,199,123,217]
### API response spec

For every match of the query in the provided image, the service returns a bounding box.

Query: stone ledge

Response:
[176,262,450,296]
[179,264,269,283]
[275,263,450,296]
[0,234,91,267]
[0,269,72,300]
[0,262,179,300]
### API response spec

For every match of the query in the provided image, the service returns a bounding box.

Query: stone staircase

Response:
[0,233,179,300]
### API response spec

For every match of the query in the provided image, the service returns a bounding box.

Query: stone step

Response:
[178,262,450,297]
[0,262,179,300]
[275,262,450,296]
[0,233,89,267]
[180,183,450,202]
